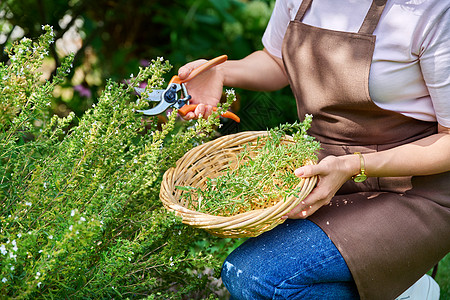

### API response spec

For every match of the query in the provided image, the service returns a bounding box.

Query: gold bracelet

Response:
[352,152,367,182]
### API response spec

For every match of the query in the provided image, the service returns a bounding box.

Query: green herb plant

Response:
[1,26,237,299]
[177,115,321,217]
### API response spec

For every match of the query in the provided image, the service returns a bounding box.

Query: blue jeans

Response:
[221,219,360,299]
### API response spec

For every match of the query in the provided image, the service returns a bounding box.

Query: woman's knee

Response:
[220,220,358,299]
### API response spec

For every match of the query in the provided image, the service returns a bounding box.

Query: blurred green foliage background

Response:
[0,0,298,133]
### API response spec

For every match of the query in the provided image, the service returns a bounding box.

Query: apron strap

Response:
[358,0,387,34]
[294,0,387,35]
[294,0,313,22]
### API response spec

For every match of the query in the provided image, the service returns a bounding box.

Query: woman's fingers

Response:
[284,186,332,219]
[285,155,353,219]
[183,111,196,120]
[194,103,213,118]
[181,104,214,120]
[294,163,324,178]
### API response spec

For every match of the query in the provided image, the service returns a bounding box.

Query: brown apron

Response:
[281,0,450,299]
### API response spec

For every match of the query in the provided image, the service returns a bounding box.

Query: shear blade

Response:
[136,99,173,116]
[134,87,164,102]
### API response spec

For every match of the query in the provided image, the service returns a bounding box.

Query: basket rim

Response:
[159,130,318,235]
[162,175,316,227]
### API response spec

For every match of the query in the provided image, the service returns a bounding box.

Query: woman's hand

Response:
[177,59,225,120]
[286,155,360,219]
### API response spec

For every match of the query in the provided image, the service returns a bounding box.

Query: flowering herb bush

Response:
[176,116,320,217]
[0,26,237,299]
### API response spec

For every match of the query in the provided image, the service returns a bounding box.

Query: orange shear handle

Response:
[169,55,228,85]
[178,104,240,123]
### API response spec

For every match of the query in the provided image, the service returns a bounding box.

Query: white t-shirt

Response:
[262,0,450,127]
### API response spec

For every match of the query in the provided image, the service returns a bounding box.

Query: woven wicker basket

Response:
[160,131,317,238]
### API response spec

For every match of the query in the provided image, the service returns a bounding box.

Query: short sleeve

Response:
[262,0,293,58]
[419,7,450,127]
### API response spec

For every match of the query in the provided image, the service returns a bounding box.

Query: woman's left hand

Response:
[286,155,359,219]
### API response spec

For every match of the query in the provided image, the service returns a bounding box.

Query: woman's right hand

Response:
[177,59,225,120]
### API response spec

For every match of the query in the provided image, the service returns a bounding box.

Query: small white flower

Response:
[48,235,53,239]
[10,266,14,271]
[225,89,236,96]
[71,210,76,217]
[0,245,6,255]
[38,250,43,253]
[17,233,22,238]
[37,282,42,288]
[79,217,86,222]
[43,182,47,189]
[25,202,32,206]
[2,277,7,283]
[69,225,73,231]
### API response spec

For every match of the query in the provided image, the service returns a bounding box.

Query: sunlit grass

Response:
[435,253,450,299]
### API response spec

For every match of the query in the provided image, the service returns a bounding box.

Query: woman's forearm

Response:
[364,129,450,177]
[219,49,289,91]
[339,125,450,179]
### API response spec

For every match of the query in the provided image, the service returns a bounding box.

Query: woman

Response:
[179,0,450,299]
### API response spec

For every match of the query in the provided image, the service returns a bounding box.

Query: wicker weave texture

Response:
[160,131,317,238]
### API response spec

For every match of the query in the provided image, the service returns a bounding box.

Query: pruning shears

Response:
[135,55,240,123]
